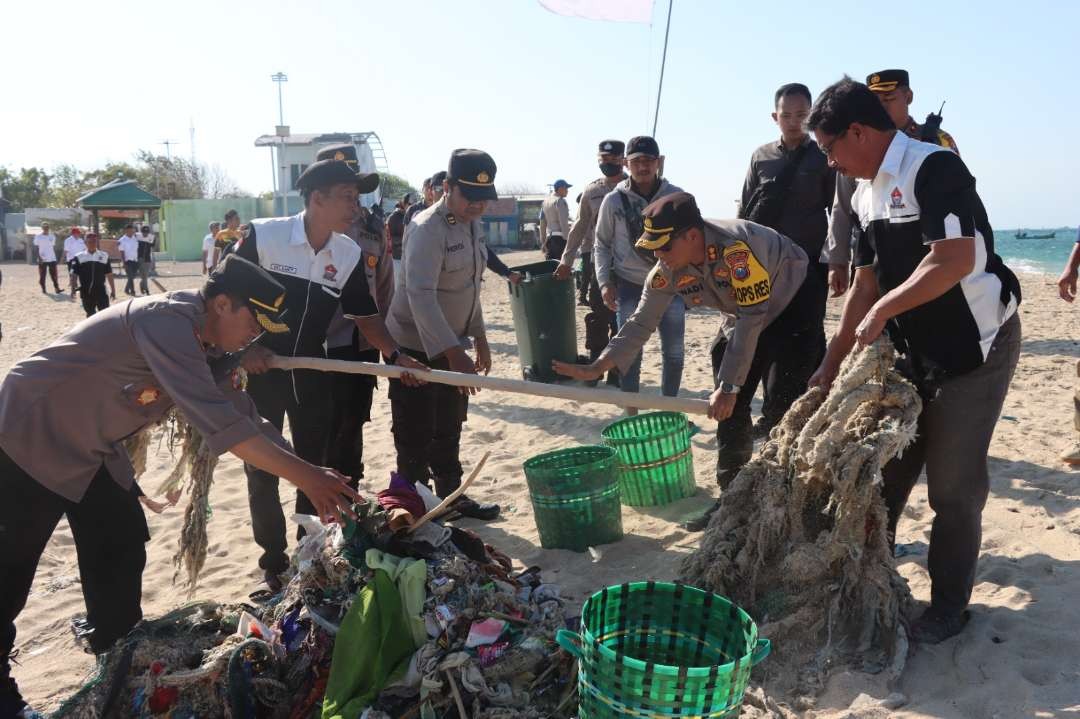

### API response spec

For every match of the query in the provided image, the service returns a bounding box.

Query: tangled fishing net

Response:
[680,338,922,701]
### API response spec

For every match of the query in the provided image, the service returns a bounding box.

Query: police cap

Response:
[448,149,498,202]
[635,191,703,251]
[598,139,625,156]
[314,144,380,194]
[206,254,289,333]
[866,69,909,93]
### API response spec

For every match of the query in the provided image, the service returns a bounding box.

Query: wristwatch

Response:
[387,349,401,365]
[719,381,741,394]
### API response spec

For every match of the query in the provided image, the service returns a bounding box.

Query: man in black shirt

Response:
[740,83,834,436]
[231,159,426,590]
[808,78,1021,644]
[68,233,116,316]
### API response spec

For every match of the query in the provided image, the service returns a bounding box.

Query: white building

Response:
[254,131,388,214]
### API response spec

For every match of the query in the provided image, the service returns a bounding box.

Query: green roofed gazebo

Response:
[76,179,161,234]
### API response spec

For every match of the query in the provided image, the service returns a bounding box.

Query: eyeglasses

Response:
[821,130,848,158]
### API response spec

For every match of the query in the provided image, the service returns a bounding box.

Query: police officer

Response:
[824,69,959,296]
[68,232,116,316]
[554,139,627,386]
[808,77,1020,643]
[554,192,815,531]
[540,179,572,261]
[0,255,363,718]
[230,158,426,590]
[315,143,396,487]
[386,149,502,521]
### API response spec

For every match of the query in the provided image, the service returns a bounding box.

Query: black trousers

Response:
[326,345,380,483]
[389,349,468,497]
[243,367,332,574]
[123,260,140,294]
[710,268,824,487]
[544,235,567,262]
[882,313,1021,613]
[1,449,148,714]
[759,262,828,430]
[584,263,618,358]
[81,289,110,317]
[37,262,59,291]
[577,252,593,303]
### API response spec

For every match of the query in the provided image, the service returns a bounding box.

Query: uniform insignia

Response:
[366,254,378,268]
[650,273,668,290]
[870,74,880,84]
[323,264,338,281]
[230,369,244,391]
[723,241,771,307]
[274,293,284,309]
[136,387,160,406]
[713,264,730,279]
[334,151,345,161]
[644,217,654,230]
[447,213,457,225]
[476,171,490,184]
[706,245,718,263]
[603,142,612,151]
[691,296,703,305]
[676,275,696,288]
[889,187,905,209]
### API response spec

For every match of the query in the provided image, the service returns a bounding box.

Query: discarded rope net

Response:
[680,338,922,700]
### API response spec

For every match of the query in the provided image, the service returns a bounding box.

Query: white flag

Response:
[538,0,654,24]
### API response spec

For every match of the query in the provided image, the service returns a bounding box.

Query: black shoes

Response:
[684,499,721,532]
[448,494,500,521]
[910,607,970,644]
[264,570,285,594]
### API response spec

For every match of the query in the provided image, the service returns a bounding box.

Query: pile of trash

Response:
[52,473,578,718]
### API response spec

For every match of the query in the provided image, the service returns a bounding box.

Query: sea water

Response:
[994,229,1077,276]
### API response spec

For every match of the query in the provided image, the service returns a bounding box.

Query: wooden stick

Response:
[269,356,711,416]
[407,452,489,533]
[444,669,470,719]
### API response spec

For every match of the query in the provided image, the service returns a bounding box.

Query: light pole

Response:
[271,72,287,126]
[271,72,288,215]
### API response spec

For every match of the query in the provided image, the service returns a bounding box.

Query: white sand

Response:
[4,253,1078,717]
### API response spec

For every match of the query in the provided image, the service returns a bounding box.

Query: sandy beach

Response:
[4,252,1078,717]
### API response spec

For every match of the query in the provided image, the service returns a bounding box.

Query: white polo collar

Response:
[289,211,310,246]
[877,130,909,181]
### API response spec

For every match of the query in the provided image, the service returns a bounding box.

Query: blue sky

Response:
[3,0,1076,227]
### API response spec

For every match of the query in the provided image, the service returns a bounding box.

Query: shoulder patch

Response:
[676,274,696,288]
[650,273,669,290]
[723,240,771,307]
[366,254,378,268]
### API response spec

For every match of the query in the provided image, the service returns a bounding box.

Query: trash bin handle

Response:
[556,629,584,659]
[751,638,771,665]
[688,422,702,437]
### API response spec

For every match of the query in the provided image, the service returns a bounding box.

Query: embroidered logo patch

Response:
[676,275,696,288]
[323,264,338,281]
[723,241,771,307]
[713,265,730,279]
[706,245,719,263]
[890,187,905,209]
[650,273,668,290]
[136,387,160,406]
[366,255,378,268]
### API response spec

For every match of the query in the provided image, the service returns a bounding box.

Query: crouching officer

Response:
[386,149,501,521]
[0,255,363,718]
[315,143,396,486]
[554,192,816,531]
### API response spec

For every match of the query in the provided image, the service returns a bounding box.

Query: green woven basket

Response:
[601,412,698,506]
[557,582,770,719]
[523,446,623,552]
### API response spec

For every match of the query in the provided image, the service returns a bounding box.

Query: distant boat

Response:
[1014,230,1056,239]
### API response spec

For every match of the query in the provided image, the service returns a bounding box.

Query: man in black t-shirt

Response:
[68,233,116,317]
[807,78,1021,645]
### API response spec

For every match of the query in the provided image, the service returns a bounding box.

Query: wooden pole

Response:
[268,356,712,416]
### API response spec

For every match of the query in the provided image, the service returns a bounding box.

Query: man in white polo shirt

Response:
[33,223,61,294]
[118,224,140,296]
[202,221,221,274]
[63,227,88,294]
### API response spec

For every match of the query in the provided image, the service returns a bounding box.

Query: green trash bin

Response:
[507,260,577,383]
[601,411,698,506]
[523,446,623,552]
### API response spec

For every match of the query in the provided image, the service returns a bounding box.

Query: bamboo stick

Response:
[407,452,489,533]
[268,357,712,416]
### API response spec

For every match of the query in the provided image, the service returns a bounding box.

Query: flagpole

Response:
[651,0,674,136]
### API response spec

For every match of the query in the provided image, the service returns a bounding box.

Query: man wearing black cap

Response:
[314,143,397,490]
[68,232,116,317]
[824,69,959,298]
[807,77,1019,643]
[555,191,816,531]
[739,82,833,437]
[229,157,427,589]
[0,255,364,718]
[385,149,502,521]
[555,139,627,383]
[593,135,685,403]
[540,179,572,261]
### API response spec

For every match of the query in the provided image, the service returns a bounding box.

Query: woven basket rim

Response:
[601,411,689,445]
[523,444,617,473]
[578,581,759,677]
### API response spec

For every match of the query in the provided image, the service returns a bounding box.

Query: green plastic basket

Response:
[523,446,623,552]
[601,411,698,506]
[557,582,770,719]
